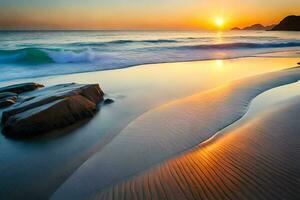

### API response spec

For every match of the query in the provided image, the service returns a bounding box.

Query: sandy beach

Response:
[1,2,300,199]
[92,90,300,200]
[52,59,300,199]
[1,56,300,199]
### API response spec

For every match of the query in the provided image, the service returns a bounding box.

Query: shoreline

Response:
[1,56,300,199]
[191,80,300,148]
[52,64,300,199]
[92,90,300,200]
[0,49,299,84]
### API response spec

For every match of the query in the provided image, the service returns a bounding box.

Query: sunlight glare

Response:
[215,60,224,70]
[215,18,224,28]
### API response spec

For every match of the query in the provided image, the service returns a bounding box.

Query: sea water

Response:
[0,30,300,81]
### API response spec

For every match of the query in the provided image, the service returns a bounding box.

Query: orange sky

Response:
[0,0,299,30]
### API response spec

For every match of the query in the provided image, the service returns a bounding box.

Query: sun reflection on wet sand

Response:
[1,57,300,199]
[52,60,300,200]
[215,59,224,70]
[94,97,300,200]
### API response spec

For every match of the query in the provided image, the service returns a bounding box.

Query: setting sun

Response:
[215,18,225,28]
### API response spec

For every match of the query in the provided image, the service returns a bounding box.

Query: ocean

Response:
[0,30,300,81]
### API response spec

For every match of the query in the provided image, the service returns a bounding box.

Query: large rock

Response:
[1,83,104,137]
[0,83,43,108]
[0,82,44,94]
[271,15,300,31]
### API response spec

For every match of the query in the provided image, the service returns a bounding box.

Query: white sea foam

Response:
[45,49,105,64]
[0,31,300,81]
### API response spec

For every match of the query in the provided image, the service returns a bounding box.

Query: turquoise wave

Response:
[1,41,300,65]
[0,48,54,64]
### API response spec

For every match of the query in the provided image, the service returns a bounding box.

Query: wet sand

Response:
[0,57,299,199]
[52,65,300,199]
[90,84,300,200]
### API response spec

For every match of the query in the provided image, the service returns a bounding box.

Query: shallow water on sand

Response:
[199,80,300,146]
[52,65,300,199]
[0,57,299,199]
[93,83,300,200]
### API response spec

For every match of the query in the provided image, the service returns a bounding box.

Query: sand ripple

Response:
[92,97,300,200]
[52,67,300,199]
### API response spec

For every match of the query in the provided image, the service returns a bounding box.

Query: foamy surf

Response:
[1,31,300,81]
[1,41,300,65]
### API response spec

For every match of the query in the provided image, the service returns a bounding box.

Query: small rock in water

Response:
[103,98,114,104]
[1,83,104,138]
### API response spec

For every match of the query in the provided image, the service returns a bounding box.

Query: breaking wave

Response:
[1,41,300,65]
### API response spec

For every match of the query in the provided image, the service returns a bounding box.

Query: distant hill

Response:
[271,15,300,31]
[265,24,276,30]
[243,24,266,30]
[231,24,275,31]
[231,27,241,30]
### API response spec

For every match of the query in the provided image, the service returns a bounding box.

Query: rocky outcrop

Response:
[243,24,266,30]
[231,24,275,31]
[1,83,104,137]
[0,82,44,94]
[0,82,43,108]
[265,24,276,30]
[271,15,300,31]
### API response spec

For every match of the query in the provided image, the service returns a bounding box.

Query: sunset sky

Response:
[1,0,299,30]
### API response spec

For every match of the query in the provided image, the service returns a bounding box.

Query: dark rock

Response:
[1,83,104,137]
[0,82,44,94]
[3,95,96,137]
[2,83,103,123]
[271,15,300,31]
[103,98,114,105]
[298,62,300,65]
[0,92,18,108]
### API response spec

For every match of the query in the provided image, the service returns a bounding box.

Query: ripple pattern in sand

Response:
[52,67,300,199]
[93,98,300,200]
